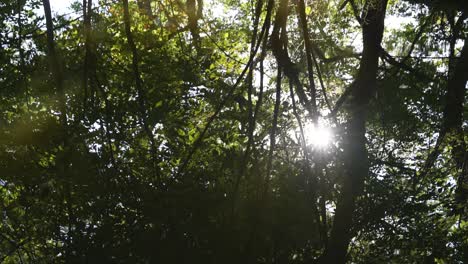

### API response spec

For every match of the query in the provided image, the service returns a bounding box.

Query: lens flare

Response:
[304,123,332,148]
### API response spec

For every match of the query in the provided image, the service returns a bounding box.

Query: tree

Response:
[0,0,466,263]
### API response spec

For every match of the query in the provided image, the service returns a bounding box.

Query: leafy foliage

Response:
[0,0,466,263]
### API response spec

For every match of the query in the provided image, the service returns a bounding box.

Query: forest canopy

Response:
[0,0,467,263]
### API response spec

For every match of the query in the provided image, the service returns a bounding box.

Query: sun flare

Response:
[304,123,333,148]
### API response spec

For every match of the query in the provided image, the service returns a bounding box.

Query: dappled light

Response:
[0,0,467,263]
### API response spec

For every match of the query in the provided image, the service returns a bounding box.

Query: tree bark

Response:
[187,0,200,48]
[319,1,388,263]
[296,0,317,121]
[42,0,73,260]
[443,37,467,133]
[43,0,66,125]
[445,38,467,219]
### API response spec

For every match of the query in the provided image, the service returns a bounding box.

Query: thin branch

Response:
[311,47,334,117]
[0,237,29,263]
[230,0,265,216]
[339,0,352,10]
[271,0,315,121]
[177,0,273,176]
[122,0,161,185]
[328,82,354,117]
[400,12,434,64]
[349,0,363,25]
[296,0,317,121]
[264,67,282,196]
[379,46,435,81]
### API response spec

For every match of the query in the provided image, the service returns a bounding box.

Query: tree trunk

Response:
[42,0,73,259]
[137,0,154,19]
[319,1,388,263]
[82,0,93,115]
[42,0,66,124]
[445,37,467,220]
[187,0,200,48]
